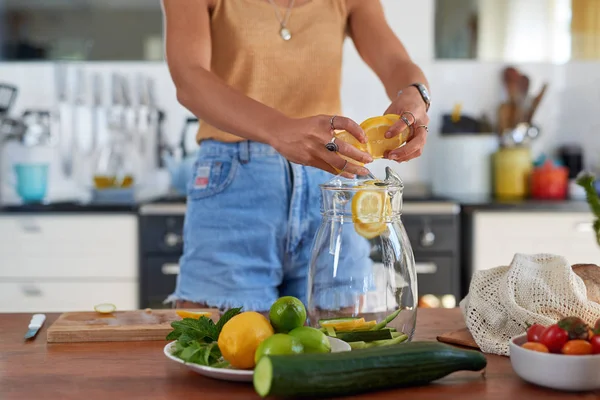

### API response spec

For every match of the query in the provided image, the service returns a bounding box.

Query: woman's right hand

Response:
[269,115,373,178]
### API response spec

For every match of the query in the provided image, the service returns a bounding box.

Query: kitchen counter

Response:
[1,308,597,400]
[459,199,592,213]
[0,201,138,213]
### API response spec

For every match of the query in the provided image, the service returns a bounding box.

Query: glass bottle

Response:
[306,167,418,341]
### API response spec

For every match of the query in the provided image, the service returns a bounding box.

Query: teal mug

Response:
[13,163,49,203]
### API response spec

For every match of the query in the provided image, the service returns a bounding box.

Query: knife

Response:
[24,314,46,340]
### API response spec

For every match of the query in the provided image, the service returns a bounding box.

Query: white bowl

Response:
[509,333,600,392]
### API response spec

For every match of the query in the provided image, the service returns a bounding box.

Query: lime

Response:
[288,326,331,354]
[254,333,304,364]
[269,296,307,333]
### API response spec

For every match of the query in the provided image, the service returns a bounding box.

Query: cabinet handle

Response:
[415,263,438,274]
[574,222,593,232]
[22,285,43,297]
[161,263,180,275]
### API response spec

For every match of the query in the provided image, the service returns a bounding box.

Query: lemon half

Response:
[334,114,411,166]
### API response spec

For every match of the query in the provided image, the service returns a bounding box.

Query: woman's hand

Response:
[269,115,373,178]
[383,88,430,162]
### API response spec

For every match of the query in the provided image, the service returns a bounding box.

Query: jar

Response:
[494,146,532,199]
[306,167,418,341]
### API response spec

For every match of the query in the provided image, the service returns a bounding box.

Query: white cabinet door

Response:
[0,214,138,279]
[472,211,600,272]
[0,281,138,313]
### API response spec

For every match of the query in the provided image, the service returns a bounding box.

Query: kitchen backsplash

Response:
[2,60,599,185]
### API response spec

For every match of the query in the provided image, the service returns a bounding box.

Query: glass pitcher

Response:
[306,167,418,341]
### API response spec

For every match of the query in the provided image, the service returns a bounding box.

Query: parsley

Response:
[167,307,242,367]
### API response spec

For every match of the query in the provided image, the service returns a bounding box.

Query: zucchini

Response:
[336,329,393,343]
[253,341,487,398]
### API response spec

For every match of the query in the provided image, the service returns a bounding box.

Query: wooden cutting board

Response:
[47,309,219,343]
[436,327,480,350]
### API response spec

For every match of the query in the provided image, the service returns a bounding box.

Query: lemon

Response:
[94,303,116,314]
[254,333,304,364]
[175,310,212,319]
[351,190,387,223]
[354,221,388,239]
[288,326,331,354]
[334,114,411,164]
[218,311,274,369]
[269,296,307,333]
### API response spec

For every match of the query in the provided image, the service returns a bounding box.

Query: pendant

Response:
[280,27,292,41]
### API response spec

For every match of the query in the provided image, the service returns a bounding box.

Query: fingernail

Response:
[359,168,370,175]
[385,131,393,139]
[365,156,373,163]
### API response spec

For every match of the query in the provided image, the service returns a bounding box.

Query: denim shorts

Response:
[166,140,373,312]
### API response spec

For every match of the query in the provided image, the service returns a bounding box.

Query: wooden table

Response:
[1,308,598,400]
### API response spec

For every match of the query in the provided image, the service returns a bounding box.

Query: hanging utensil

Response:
[0,83,18,117]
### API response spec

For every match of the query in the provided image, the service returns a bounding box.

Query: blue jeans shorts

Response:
[166,140,373,312]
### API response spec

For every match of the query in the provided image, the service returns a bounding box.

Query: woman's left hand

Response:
[383,89,430,162]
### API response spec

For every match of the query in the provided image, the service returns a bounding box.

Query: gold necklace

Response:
[266,0,296,41]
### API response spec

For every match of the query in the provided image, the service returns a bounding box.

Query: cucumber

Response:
[253,341,487,398]
[336,329,393,343]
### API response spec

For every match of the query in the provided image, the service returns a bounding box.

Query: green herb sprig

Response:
[167,307,242,367]
[576,173,600,246]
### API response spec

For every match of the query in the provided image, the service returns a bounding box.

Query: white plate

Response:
[164,336,352,382]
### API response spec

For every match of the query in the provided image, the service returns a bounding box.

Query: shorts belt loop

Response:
[239,140,250,164]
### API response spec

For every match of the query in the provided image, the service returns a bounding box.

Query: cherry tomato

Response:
[526,324,546,343]
[561,340,593,355]
[590,336,600,355]
[594,319,600,335]
[522,342,549,353]
[557,316,589,340]
[539,324,569,353]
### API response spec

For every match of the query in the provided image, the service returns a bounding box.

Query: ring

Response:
[341,160,348,172]
[401,111,416,126]
[417,125,429,132]
[330,115,337,131]
[325,137,339,152]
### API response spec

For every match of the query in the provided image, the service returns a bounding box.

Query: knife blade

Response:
[24,314,46,340]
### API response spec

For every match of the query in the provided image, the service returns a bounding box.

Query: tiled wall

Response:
[1,0,599,188]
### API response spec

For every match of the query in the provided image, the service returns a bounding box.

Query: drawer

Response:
[414,256,459,298]
[402,215,459,253]
[141,257,179,308]
[0,280,138,313]
[0,214,138,279]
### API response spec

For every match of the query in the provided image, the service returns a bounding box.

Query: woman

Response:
[161,0,431,312]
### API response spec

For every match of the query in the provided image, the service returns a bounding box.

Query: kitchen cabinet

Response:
[0,213,139,312]
[471,210,600,273]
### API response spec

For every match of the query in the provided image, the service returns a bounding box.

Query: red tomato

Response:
[590,336,600,355]
[561,340,593,356]
[526,324,546,343]
[539,324,569,353]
